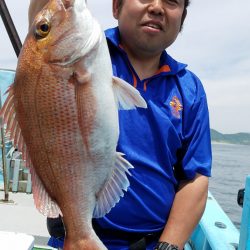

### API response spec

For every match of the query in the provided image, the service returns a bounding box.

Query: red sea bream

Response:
[0,0,147,249]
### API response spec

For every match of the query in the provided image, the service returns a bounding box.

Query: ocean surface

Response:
[0,142,249,228]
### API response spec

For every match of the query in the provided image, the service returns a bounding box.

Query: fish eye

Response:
[35,20,51,39]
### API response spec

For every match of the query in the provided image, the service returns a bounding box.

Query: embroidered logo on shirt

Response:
[170,96,183,118]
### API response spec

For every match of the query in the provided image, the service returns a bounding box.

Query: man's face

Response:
[113,0,186,57]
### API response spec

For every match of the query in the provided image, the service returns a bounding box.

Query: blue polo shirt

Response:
[94,27,212,248]
[48,27,212,249]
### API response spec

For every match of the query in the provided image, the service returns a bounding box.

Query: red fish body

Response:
[0,0,146,249]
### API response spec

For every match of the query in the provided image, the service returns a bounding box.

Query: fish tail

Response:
[63,232,107,250]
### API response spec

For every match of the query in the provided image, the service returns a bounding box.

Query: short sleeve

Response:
[174,73,212,180]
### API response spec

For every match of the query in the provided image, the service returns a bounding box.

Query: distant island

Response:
[211,129,250,145]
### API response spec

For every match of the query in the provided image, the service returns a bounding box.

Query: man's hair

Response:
[184,0,190,9]
[117,0,190,12]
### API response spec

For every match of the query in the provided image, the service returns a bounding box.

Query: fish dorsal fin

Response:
[93,152,133,218]
[0,84,61,218]
[112,76,147,110]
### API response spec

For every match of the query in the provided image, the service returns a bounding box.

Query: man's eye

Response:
[165,0,179,5]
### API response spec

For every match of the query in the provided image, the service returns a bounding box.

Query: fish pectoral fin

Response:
[112,76,147,110]
[93,152,134,218]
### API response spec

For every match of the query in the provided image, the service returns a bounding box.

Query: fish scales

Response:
[0,0,147,249]
[16,58,97,224]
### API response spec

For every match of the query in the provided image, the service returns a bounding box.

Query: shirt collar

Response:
[105,27,187,76]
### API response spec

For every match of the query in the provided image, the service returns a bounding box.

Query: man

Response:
[29,0,212,249]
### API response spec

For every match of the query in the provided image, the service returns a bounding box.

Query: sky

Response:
[0,0,250,134]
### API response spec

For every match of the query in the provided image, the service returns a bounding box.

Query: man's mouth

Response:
[142,21,163,31]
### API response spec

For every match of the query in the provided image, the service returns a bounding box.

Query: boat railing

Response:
[188,175,250,250]
[238,175,250,250]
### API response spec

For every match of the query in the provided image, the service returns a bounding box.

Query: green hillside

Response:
[211,129,250,145]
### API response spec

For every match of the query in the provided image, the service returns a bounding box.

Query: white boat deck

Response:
[0,189,51,247]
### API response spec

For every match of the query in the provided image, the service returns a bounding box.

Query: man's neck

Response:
[123,46,162,80]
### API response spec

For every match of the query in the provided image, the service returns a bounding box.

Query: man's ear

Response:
[112,0,119,20]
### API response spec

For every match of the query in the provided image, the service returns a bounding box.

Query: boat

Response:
[0,1,249,249]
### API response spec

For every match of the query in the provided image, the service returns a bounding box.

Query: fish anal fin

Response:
[93,152,133,218]
[24,146,61,218]
[30,166,62,218]
[112,76,147,110]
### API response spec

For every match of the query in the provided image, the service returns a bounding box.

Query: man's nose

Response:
[148,0,164,16]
